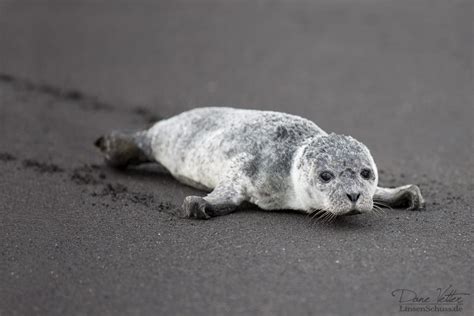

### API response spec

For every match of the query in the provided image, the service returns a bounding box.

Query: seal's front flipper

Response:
[374,185,425,210]
[94,130,152,169]
[181,185,246,219]
[181,196,239,219]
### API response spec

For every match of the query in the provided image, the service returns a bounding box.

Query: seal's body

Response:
[96,107,424,219]
[149,108,325,210]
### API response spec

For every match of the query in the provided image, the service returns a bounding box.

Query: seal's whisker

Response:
[308,209,327,227]
[371,206,383,217]
[370,210,380,217]
[371,205,380,215]
[321,211,336,225]
[308,208,321,219]
[373,204,386,217]
[314,211,325,222]
[320,212,329,224]
[373,204,383,212]
[316,210,326,222]
[373,202,390,212]
[316,211,329,224]
[374,200,391,208]
[373,204,386,213]
[314,211,324,222]
[309,209,323,221]
[373,200,393,211]
[325,213,333,224]
[325,212,334,224]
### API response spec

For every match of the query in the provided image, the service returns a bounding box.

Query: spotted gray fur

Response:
[95,107,425,219]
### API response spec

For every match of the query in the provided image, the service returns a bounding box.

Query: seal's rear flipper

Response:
[94,130,152,169]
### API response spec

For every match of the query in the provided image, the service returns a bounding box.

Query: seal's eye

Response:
[319,171,334,183]
[361,168,372,180]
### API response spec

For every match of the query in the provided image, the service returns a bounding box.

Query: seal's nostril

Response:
[347,193,360,202]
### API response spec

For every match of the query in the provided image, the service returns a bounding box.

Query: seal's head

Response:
[293,133,378,216]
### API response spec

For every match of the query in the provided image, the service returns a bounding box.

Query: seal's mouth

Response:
[344,209,362,216]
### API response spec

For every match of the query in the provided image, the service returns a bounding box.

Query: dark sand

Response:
[0,1,472,315]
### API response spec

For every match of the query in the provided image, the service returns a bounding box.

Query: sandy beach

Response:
[0,1,472,315]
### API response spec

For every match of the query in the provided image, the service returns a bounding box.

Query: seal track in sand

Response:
[0,153,177,213]
[0,72,163,123]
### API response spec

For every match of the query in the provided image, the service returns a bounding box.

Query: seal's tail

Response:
[94,130,152,169]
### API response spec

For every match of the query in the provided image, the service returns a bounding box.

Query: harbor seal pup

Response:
[95,107,425,219]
